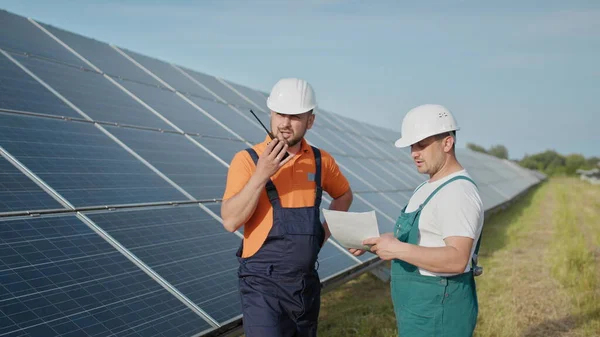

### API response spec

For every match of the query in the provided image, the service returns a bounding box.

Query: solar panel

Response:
[335,156,395,191]
[355,192,403,220]
[115,49,268,144]
[0,10,86,66]
[185,98,265,144]
[13,56,176,130]
[189,136,247,168]
[0,156,63,213]
[0,215,212,337]
[0,54,81,119]
[0,9,546,337]
[221,79,272,113]
[0,112,185,207]
[178,67,257,111]
[85,206,242,324]
[103,126,228,200]
[39,23,164,87]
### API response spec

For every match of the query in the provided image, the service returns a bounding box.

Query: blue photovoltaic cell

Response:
[355,192,402,223]
[12,55,175,130]
[29,27,253,143]
[0,156,63,213]
[86,205,242,324]
[319,112,396,162]
[223,79,270,113]
[0,54,81,118]
[304,133,341,157]
[188,97,265,144]
[310,124,360,157]
[0,215,210,337]
[180,67,255,110]
[100,47,267,143]
[329,157,377,192]
[335,156,394,191]
[105,125,228,200]
[190,136,247,168]
[363,159,415,191]
[120,49,218,102]
[40,23,163,86]
[0,112,185,207]
[0,10,86,66]
[116,80,239,140]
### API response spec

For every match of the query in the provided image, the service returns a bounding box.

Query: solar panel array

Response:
[0,9,544,337]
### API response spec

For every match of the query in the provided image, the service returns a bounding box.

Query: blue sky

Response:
[1,0,598,159]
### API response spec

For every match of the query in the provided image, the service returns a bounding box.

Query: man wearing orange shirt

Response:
[221,78,353,337]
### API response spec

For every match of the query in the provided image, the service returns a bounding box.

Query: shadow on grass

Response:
[521,308,600,337]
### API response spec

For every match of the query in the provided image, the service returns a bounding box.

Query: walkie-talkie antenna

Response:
[249,109,289,160]
[250,109,275,139]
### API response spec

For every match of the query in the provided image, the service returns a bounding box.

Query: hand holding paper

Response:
[322,209,380,251]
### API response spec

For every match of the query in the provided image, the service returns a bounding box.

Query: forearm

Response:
[221,175,267,232]
[396,244,469,274]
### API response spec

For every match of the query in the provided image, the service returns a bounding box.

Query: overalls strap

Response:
[311,146,323,209]
[245,147,323,209]
[419,175,482,264]
[419,175,477,208]
[245,148,281,206]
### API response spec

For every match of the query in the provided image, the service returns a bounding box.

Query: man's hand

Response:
[363,233,404,261]
[348,248,367,257]
[254,138,293,183]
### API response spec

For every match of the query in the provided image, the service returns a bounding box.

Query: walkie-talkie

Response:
[250,109,289,160]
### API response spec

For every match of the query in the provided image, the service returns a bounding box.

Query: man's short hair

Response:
[435,131,456,150]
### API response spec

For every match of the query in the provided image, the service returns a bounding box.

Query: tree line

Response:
[465,143,599,176]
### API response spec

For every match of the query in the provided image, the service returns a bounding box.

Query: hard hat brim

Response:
[394,137,415,148]
[394,127,460,148]
[267,102,317,115]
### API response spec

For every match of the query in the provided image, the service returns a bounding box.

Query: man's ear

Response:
[444,135,455,153]
[307,113,315,130]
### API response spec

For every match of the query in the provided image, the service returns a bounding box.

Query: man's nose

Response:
[280,115,291,127]
[411,148,419,159]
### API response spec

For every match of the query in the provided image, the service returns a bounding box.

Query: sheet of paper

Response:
[322,209,380,250]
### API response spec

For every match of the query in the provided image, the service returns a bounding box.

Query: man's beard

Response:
[280,130,305,147]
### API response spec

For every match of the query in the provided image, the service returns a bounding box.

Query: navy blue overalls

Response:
[236,147,325,337]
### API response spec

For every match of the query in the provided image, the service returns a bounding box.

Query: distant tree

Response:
[466,143,488,154]
[565,154,586,175]
[519,150,567,176]
[488,145,509,160]
[585,156,600,169]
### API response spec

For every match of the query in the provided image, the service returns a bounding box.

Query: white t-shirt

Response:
[405,170,484,277]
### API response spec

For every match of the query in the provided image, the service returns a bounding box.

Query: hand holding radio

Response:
[256,138,292,181]
[250,110,293,182]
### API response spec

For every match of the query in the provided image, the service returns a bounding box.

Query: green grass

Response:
[318,271,397,337]
[548,178,600,335]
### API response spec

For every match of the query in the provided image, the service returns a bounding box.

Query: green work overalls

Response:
[391,176,480,337]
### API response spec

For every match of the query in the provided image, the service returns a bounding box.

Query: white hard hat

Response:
[394,104,460,148]
[266,78,317,115]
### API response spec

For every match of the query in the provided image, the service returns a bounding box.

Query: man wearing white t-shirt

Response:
[360,104,484,337]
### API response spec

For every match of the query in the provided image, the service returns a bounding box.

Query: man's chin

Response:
[286,139,301,147]
[416,166,428,174]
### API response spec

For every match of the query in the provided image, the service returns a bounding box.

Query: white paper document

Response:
[322,209,380,250]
